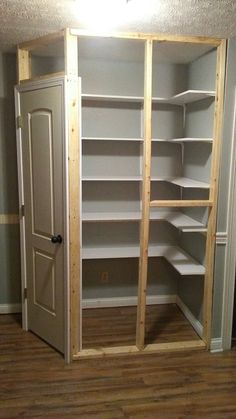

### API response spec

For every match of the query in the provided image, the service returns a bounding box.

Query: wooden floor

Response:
[1,314,236,418]
[82,304,200,349]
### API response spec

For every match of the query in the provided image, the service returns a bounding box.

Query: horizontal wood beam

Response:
[70,28,221,46]
[73,340,206,359]
[150,200,213,208]
[19,71,65,84]
[18,30,64,51]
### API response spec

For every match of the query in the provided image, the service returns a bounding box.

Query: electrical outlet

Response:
[101,271,109,283]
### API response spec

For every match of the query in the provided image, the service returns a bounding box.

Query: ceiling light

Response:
[73,0,128,31]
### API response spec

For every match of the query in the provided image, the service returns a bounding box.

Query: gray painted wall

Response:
[0,52,21,305]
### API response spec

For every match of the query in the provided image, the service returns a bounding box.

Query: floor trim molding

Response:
[210,338,223,352]
[176,296,203,338]
[82,294,177,309]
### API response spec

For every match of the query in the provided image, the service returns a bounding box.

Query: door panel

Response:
[20,84,65,353]
[30,110,54,236]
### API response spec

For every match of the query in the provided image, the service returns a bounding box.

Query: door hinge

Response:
[23,288,27,299]
[20,204,25,218]
[17,115,23,129]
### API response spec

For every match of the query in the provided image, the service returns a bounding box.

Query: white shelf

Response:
[162,246,206,275]
[82,137,143,142]
[82,90,215,106]
[166,90,215,105]
[168,177,209,189]
[82,244,205,275]
[82,175,143,181]
[82,93,143,103]
[170,137,213,143]
[82,176,209,188]
[82,210,206,232]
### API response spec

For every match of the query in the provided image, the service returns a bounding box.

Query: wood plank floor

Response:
[82,304,200,348]
[1,314,236,418]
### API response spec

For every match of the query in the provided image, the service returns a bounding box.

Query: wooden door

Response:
[19,82,66,353]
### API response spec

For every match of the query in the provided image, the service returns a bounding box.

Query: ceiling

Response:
[0,0,236,52]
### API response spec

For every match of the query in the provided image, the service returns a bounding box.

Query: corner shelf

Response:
[82,89,215,106]
[168,177,209,189]
[82,176,209,188]
[82,210,207,232]
[82,244,205,276]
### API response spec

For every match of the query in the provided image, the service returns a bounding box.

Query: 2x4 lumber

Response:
[70,28,221,46]
[64,29,81,358]
[19,71,65,84]
[136,39,153,350]
[18,30,64,51]
[17,48,30,83]
[150,200,213,208]
[73,340,206,359]
[203,40,227,348]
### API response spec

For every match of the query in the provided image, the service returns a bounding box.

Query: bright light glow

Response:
[72,0,156,31]
[73,0,128,31]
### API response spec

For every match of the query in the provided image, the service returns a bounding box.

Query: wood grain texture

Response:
[203,40,227,347]
[17,48,30,83]
[150,200,213,208]
[70,28,221,45]
[82,304,200,349]
[136,40,153,350]
[64,29,81,357]
[1,313,236,418]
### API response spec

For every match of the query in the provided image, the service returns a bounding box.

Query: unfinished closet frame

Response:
[17,29,226,361]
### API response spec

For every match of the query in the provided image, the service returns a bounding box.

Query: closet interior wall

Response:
[17,29,226,360]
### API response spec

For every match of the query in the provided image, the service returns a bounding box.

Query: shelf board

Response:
[168,177,209,189]
[82,210,206,232]
[162,246,206,275]
[82,93,143,103]
[82,137,143,142]
[170,137,213,143]
[82,176,209,188]
[167,89,215,105]
[82,244,205,275]
[82,175,143,181]
[82,90,215,106]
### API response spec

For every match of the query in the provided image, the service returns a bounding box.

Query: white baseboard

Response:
[176,296,203,338]
[0,303,22,314]
[210,338,223,352]
[82,294,176,309]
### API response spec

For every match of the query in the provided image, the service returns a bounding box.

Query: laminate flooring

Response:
[82,304,200,348]
[1,313,236,418]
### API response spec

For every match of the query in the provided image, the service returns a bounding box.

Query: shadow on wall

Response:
[0,52,21,306]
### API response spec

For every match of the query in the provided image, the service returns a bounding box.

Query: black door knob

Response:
[51,234,63,244]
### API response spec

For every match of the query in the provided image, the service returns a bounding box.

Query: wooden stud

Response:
[64,29,81,358]
[18,30,64,51]
[150,200,213,208]
[136,40,153,350]
[202,40,227,348]
[70,28,221,46]
[17,48,30,83]
[19,71,65,84]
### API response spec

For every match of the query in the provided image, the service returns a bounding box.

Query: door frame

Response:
[14,76,70,361]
